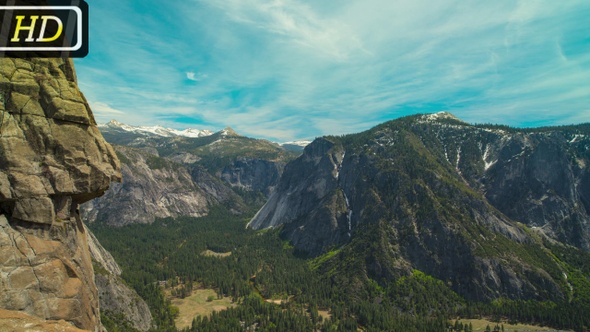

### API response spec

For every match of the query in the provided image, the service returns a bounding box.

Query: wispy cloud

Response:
[186,71,208,81]
[199,0,368,60]
[75,0,590,141]
[91,101,124,117]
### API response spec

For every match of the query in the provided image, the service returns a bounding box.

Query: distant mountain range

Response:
[99,120,311,150]
[99,119,214,138]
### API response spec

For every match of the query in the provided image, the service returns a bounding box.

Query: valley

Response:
[87,114,590,331]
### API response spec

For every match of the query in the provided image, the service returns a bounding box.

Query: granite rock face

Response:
[248,138,348,255]
[87,226,153,331]
[82,145,230,226]
[221,158,283,196]
[0,308,90,332]
[0,58,121,331]
[82,124,292,226]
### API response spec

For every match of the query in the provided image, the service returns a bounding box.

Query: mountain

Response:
[83,122,299,226]
[101,119,311,151]
[99,119,214,139]
[249,112,590,302]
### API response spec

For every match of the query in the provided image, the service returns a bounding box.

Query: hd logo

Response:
[0,0,88,57]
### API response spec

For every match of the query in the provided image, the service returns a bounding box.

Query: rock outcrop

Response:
[0,58,121,331]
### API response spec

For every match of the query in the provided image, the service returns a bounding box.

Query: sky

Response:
[75,0,590,142]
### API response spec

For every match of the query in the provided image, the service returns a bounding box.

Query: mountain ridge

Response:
[249,112,590,302]
[100,119,312,150]
[87,112,590,331]
[99,119,215,138]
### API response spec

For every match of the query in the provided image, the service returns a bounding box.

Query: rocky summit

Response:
[249,113,590,301]
[0,57,149,331]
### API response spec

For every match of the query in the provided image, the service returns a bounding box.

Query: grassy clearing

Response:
[168,288,235,330]
[453,319,573,332]
[318,309,331,321]
[200,249,232,258]
[263,294,292,305]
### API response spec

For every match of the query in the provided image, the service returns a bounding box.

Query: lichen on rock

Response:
[0,57,121,332]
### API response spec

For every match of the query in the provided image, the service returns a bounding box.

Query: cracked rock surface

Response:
[0,57,121,332]
[0,308,89,332]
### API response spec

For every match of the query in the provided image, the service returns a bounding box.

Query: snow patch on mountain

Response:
[100,120,214,138]
[279,141,312,148]
[421,112,463,123]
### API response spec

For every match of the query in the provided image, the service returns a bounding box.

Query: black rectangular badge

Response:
[0,0,88,57]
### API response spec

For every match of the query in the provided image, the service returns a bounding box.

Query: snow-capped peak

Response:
[168,128,215,138]
[422,112,462,122]
[280,140,312,148]
[100,120,214,138]
[219,127,239,137]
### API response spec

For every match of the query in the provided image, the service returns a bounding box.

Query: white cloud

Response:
[199,0,367,60]
[186,71,208,81]
[91,101,124,115]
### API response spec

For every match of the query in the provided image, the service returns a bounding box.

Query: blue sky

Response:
[75,0,590,142]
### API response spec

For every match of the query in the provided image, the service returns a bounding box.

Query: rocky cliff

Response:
[82,145,243,226]
[221,158,283,196]
[83,124,293,226]
[0,58,120,331]
[249,112,590,302]
[87,226,153,331]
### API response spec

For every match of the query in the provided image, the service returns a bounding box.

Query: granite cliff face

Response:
[0,58,120,331]
[0,308,89,332]
[86,226,153,331]
[250,113,590,302]
[221,158,283,196]
[82,145,243,226]
[83,124,293,226]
